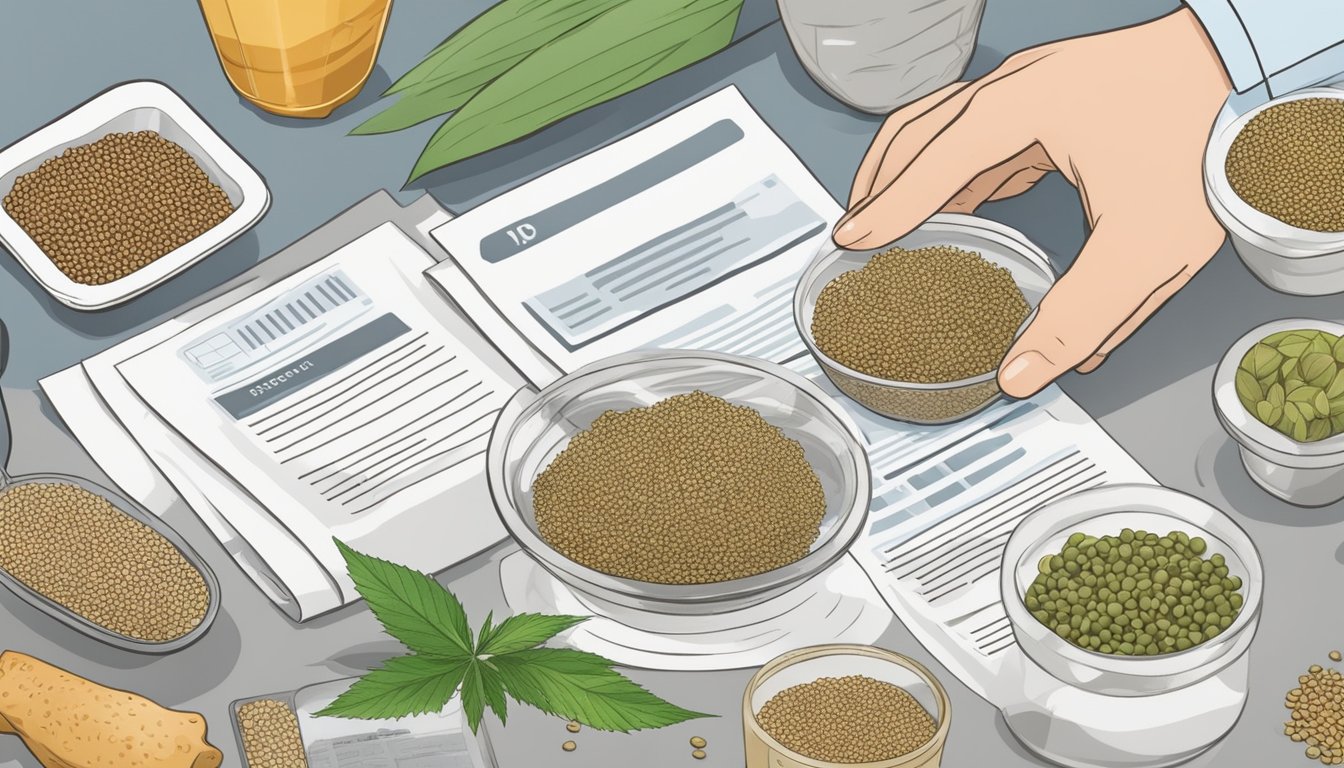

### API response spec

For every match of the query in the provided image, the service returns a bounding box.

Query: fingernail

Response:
[833,219,863,246]
[999,351,1048,396]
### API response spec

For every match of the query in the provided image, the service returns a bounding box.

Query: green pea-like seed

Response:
[1025,528,1246,657]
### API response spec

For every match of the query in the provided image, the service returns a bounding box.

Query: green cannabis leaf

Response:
[317,540,714,734]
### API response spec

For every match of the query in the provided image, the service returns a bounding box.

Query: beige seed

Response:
[810,245,1029,384]
[757,675,937,763]
[0,481,209,641]
[1,129,235,286]
[691,749,707,759]
[690,736,707,748]
[562,741,577,752]
[1226,98,1344,233]
[238,699,306,768]
[533,392,825,585]
[566,720,581,733]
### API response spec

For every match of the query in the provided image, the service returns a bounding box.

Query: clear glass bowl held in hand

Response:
[999,484,1264,768]
[794,213,1056,425]
[486,349,871,618]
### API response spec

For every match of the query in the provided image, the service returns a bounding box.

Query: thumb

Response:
[998,217,1185,398]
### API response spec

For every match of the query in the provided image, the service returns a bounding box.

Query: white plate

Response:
[0,80,269,310]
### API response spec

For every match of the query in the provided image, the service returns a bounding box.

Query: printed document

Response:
[427,85,1155,703]
[114,224,513,608]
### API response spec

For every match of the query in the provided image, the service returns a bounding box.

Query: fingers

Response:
[997,217,1198,398]
[836,83,1036,249]
[941,143,1055,213]
[838,49,1053,231]
[848,82,969,209]
[1074,267,1197,373]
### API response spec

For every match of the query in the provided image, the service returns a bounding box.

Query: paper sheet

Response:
[41,209,518,621]
[427,85,1156,702]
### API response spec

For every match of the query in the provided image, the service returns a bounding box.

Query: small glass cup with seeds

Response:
[743,644,951,768]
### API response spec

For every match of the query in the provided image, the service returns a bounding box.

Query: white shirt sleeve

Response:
[1184,0,1344,97]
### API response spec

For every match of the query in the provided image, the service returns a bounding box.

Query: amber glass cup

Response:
[198,0,392,118]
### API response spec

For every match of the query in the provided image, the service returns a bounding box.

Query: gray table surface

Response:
[3,1,1342,767]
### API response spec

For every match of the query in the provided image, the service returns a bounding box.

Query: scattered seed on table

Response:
[566,720,581,733]
[691,749,707,760]
[534,391,825,585]
[1331,651,1341,662]
[690,736,707,748]
[0,481,209,642]
[1284,655,1344,765]
[562,741,577,752]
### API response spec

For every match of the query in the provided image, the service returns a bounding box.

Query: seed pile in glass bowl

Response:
[756,675,936,762]
[2,130,235,285]
[1226,97,1344,233]
[1026,529,1245,656]
[532,391,826,585]
[0,481,210,642]
[810,245,1029,383]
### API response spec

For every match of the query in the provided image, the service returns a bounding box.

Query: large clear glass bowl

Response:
[486,350,871,616]
[794,213,1056,425]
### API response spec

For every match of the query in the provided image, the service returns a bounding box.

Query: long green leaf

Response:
[335,539,474,659]
[315,655,469,720]
[491,648,714,733]
[478,613,587,656]
[353,0,628,135]
[406,0,745,182]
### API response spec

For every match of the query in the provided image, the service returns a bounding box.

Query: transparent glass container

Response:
[1204,85,1344,296]
[743,644,951,768]
[486,349,871,618]
[794,213,1056,425]
[1213,319,1344,507]
[0,466,221,654]
[776,0,986,114]
[999,484,1264,768]
[198,0,393,118]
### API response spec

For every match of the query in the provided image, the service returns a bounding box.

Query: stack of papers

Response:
[42,222,521,621]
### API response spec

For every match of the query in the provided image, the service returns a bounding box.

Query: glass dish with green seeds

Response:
[1215,319,1344,507]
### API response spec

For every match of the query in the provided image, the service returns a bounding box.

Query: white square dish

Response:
[0,80,269,310]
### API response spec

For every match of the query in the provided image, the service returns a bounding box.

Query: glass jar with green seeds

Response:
[1215,319,1344,507]
[1000,485,1264,768]
[1235,327,1344,443]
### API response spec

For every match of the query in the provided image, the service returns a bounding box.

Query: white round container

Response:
[999,485,1264,768]
[1204,85,1344,296]
[1213,319,1344,507]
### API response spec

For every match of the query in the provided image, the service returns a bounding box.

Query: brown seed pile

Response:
[237,699,307,768]
[2,130,235,285]
[533,391,826,585]
[1226,98,1344,232]
[757,675,937,763]
[0,481,209,642]
[811,245,1030,383]
[1284,654,1344,765]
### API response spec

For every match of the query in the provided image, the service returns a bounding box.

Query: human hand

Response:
[833,8,1233,398]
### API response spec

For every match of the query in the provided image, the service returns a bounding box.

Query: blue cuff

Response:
[1182,0,1266,93]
